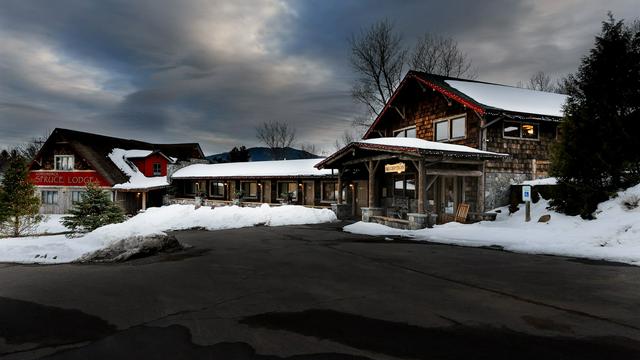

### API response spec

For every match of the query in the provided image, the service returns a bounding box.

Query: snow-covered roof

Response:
[121,149,177,163]
[520,177,558,186]
[358,137,506,156]
[108,148,170,190]
[445,80,568,117]
[172,158,333,179]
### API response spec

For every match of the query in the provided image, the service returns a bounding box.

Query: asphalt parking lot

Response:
[2,221,640,359]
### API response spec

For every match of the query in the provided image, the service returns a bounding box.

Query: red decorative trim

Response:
[413,77,486,115]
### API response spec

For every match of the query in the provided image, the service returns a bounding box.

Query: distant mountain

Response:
[206,147,321,163]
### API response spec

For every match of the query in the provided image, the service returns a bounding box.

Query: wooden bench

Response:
[370,215,410,230]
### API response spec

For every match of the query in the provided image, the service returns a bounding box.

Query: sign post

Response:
[522,185,532,222]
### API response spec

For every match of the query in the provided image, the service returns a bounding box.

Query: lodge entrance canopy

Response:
[317,137,507,225]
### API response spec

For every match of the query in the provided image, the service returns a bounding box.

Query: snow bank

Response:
[0,204,337,264]
[345,183,640,265]
[108,148,169,190]
[34,214,70,234]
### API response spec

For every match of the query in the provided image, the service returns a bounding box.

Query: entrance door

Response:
[437,176,462,222]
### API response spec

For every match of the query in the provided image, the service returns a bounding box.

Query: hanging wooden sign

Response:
[384,162,406,174]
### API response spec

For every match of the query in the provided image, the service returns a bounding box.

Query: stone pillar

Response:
[331,203,351,220]
[408,213,428,230]
[361,207,384,222]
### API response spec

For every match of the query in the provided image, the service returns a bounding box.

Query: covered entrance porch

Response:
[316,138,507,229]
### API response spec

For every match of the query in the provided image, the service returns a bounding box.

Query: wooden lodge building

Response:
[29,128,205,214]
[170,159,338,207]
[316,71,567,229]
[26,72,566,228]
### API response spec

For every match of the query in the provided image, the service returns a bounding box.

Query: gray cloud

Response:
[0,0,638,155]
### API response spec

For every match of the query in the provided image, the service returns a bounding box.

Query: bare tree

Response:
[526,71,556,92]
[255,120,296,160]
[350,19,407,118]
[299,143,318,157]
[334,129,358,151]
[411,33,476,79]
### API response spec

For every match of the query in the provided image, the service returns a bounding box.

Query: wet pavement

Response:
[1,222,640,359]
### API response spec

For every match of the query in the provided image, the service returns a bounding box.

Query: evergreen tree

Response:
[550,14,640,218]
[0,152,42,237]
[62,182,125,233]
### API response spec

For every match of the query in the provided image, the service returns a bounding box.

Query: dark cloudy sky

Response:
[1,0,638,155]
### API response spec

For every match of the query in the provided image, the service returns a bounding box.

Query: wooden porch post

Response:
[478,162,485,212]
[366,160,379,208]
[142,191,147,211]
[418,159,426,214]
[337,170,343,204]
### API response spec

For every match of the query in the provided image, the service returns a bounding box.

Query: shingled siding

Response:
[485,121,557,174]
[377,90,481,148]
[483,120,558,209]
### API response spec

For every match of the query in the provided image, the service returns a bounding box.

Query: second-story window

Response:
[152,163,162,176]
[503,121,539,140]
[393,126,416,138]
[434,115,466,142]
[54,155,74,170]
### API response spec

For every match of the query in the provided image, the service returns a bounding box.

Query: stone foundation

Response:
[484,172,529,211]
[331,203,352,220]
[361,207,384,222]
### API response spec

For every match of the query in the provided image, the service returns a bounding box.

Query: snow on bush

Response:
[345,183,640,265]
[0,204,337,264]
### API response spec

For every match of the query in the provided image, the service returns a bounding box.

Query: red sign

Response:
[29,171,111,187]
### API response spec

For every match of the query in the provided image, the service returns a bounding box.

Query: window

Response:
[41,191,58,204]
[393,175,416,198]
[503,121,539,140]
[242,182,258,198]
[434,115,466,142]
[278,182,298,200]
[54,155,74,170]
[393,126,416,138]
[321,182,337,202]
[71,191,85,204]
[152,163,162,176]
[184,181,195,195]
[210,181,225,197]
[451,117,465,139]
[435,121,449,141]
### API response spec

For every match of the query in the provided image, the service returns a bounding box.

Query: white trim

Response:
[433,114,467,143]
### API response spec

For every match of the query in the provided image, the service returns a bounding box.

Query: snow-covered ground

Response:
[0,204,336,264]
[345,183,640,265]
[34,214,70,234]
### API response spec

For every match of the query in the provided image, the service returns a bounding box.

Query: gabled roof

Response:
[172,158,333,179]
[364,71,568,138]
[316,137,507,169]
[31,128,204,186]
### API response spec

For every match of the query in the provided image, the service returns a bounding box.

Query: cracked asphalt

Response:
[2,221,640,359]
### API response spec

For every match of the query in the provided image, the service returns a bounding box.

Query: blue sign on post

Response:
[522,185,532,202]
